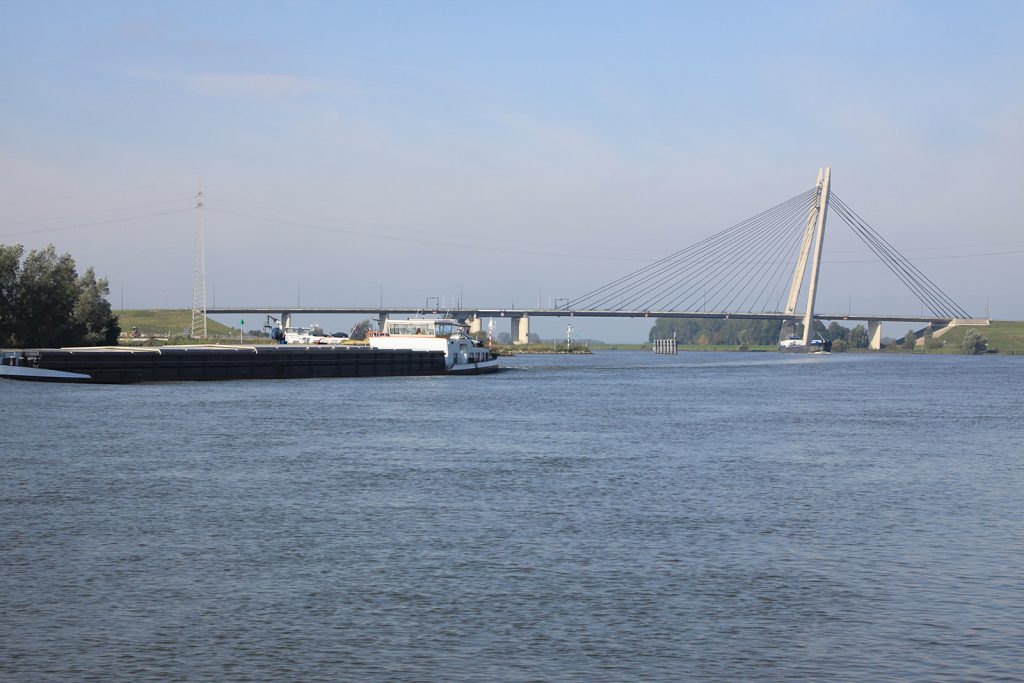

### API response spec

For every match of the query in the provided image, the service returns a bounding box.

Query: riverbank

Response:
[491,343,592,355]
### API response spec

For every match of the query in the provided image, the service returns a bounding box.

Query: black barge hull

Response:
[0,345,447,384]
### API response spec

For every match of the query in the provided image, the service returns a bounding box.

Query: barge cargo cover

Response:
[0,345,447,384]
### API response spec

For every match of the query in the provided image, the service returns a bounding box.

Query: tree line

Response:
[648,318,784,346]
[647,318,874,350]
[648,317,993,354]
[1,244,120,348]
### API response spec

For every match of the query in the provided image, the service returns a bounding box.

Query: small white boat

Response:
[779,334,831,354]
[368,318,500,374]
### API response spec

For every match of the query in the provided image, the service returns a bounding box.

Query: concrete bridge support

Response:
[511,315,530,345]
[378,312,388,333]
[466,317,482,335]
[868,320,882,350]
[801,167,831,344]
[281,312,293,329]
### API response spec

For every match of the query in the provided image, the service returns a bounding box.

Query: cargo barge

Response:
[0,345,447,384]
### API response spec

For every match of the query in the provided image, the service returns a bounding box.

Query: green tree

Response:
[14,245,80,347]
[825,321,850,342]
[2,243,121,348]
[902,328,917,351]
[649,318,782,345]
[848,324,869,349]
[737,328,751,352]
[73,267,120,345]
[649,318,701,343]
[961,328,987,355]
[0,244,23,345]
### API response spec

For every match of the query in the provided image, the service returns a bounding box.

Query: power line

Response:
[205,206,658,262]
[825,249,1024,263]
[210,200,667,255]
[0,208,193,238]
[0,198,193,227]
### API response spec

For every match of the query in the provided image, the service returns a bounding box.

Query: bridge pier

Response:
[378,312,388,333]
[466,316,482,335]
[511,315,530,345]
[281,312,293,329]
[868,320,882,350]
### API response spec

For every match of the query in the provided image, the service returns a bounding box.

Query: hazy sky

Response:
[2,1,1022,340]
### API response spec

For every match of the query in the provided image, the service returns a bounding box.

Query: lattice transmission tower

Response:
[190,181,207,339]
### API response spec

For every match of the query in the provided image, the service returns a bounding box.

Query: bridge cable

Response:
[831,198,950,316]
[679,192,817,312]
[734,201,818,313]
[833,195,969,318]
[565,188,816,309]
[831,194,970,318]
[621,190,814,311]
[742,201,821,313]
[646,191,816,312]
[623,193,809,310]
[568,188,817,311]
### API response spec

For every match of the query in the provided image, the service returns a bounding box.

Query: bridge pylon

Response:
[780,167,831,344]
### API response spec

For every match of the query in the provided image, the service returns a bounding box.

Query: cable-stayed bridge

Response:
[206,168,985,348]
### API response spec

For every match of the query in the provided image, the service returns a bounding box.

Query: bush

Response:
[961,329,988,355]
[737,329,750,351]
[848,324,869,348]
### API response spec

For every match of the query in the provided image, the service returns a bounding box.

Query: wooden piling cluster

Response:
[652,334,678,355]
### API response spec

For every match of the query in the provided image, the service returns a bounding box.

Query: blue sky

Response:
[2,1,1022,340]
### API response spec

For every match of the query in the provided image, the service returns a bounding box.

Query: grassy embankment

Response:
[920,320,1024,354]
[491,342,592,355]
[115,309,239,341]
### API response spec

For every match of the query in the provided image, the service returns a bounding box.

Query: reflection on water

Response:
[2,352,1022,681]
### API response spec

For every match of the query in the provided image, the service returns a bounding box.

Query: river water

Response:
[1,351,1022,681]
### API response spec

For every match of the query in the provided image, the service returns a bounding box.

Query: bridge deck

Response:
[205,307,962,325]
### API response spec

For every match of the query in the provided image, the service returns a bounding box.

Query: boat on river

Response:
[779,334,832,354]
[0,345,446,383]
[368,318,500,374]
[0,319,498,384]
